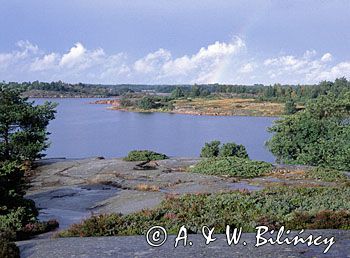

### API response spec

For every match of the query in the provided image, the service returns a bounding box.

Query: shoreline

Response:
[106,106,281,117]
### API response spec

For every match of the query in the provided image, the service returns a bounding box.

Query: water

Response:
[32,98,277,162]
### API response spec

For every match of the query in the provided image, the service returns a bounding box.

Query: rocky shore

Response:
[18,157,349,257]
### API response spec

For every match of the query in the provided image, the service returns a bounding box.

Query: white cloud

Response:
[321,53,332,62]
[31,53,58,71]
[59,42,86,67]
[0,39,349,84]
[134,48,171,73]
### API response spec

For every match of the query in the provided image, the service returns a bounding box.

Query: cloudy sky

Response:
[1,0,350,85]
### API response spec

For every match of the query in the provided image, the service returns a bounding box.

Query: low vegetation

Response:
[58,186,350,237]
[190,156,272,178]
[305,167,349,182]
[124,150,168,161]
[0,231,19,258]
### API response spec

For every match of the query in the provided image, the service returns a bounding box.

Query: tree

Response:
[267,93,350,170]
[284,99,297,115]
[219,142,249,159]
[0,87,57,162]
[171,87,185,99]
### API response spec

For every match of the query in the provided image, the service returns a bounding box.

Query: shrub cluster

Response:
[267,93,350,170]
[58,186,350,237]
[124,150,169,161]
[305,167,349,182]
[190,157,272,178]
[200,141,249,159]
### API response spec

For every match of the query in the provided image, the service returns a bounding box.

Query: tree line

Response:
[2,77,349,102]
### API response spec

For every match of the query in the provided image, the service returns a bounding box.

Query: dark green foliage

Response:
[0,231,20,258]
[137,96,159,110]
[219,142,249,158]
[284,99,297,114]
[190,157,272,178]
[3,77,350,103]
[0,162,38,232]
[124,150,168,161]
[171,87,185,98]
[58,186,350,237]
[0,88,58,242]
[0,87,57,162]
[267,93,350,170]
[200,141,249,159]
[200,141,221,158]
[305,167,348,182]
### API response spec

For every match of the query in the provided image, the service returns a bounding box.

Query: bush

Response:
[267,93,350,170]
[58,186,350,237]
[200,141,220,158]
[0,231,20,258]
[284,99,297,115]
[124,150,168,161]
[190,157,272,178]
[287,210,350,230]
[137,96,159,110]
[0,162,38,232]
[200,141,249,159]
[219,142,249,159]
[305,167,348,182]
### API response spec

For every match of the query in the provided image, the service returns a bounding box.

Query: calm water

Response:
[33,98,277,162]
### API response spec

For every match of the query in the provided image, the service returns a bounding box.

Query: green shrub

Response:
[305,167,349,182]
[267,93,350,170]
[219,142,249,159]
[58,186,350,237]
[200,141,249,159]
[124,150,168,161]
[190,157,272,178]
[0,162,38,232]
[200,141,220,158]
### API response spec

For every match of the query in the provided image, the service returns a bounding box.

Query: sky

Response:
[0,0,350,85]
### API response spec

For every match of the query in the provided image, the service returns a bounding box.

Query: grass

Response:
[57,186,350,237]
[189,157,273,178]
[135,184,160,192]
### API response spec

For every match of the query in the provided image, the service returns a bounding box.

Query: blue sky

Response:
[1,0,350,84]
